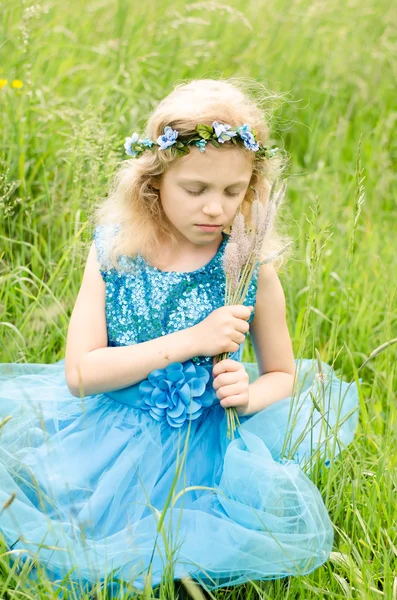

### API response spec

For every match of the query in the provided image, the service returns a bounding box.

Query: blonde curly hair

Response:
[91,77,293,272]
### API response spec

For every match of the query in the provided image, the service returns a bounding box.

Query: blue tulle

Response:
[0,356,359,595]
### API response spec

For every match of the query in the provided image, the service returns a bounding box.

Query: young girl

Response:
[0,79,359,597]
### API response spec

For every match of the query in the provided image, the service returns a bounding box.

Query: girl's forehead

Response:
[169,144,253,178]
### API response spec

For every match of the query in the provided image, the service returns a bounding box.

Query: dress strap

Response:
[93,224,120,274]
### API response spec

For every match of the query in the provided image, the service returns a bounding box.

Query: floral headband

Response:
[124,121,279,160]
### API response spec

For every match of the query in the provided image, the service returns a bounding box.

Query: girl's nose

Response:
[202,197,223,217]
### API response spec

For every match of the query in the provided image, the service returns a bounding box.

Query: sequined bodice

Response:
[93,224,259,366]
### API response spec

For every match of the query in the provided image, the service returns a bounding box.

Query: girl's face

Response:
[155,144,253,250]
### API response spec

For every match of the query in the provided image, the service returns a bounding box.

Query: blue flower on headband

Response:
[236,124,260,151]
[213,121,237,143]
[195,139,207,153]
[157,126,178,150]
[141,137,154,148]
[124,132,140,157]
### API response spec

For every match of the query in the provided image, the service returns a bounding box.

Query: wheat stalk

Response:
[216,180,290,439]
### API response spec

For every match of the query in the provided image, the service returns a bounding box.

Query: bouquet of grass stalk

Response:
[214,180,292,439]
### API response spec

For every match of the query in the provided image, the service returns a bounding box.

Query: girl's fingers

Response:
[219,394,246,408]
[212,358,242,378]
[216,382,245,400]
[213,371,241,390]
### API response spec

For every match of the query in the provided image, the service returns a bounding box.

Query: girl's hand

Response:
[212,359,250,416]
[191,305,252,357]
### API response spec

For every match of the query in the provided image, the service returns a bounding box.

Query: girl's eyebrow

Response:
[178,178,247,186]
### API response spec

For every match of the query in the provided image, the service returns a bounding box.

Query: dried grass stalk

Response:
[215,180,291,439]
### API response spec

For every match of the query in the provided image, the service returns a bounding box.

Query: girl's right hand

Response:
[192,305,253,357]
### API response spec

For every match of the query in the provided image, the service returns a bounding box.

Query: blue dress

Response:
[0,225,360,596]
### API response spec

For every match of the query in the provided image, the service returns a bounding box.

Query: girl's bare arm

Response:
[65,243,200,397]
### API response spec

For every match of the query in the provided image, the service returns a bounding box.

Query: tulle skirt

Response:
[0,357,360,596]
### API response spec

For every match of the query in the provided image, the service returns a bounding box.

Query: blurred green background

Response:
[1,0,396,597]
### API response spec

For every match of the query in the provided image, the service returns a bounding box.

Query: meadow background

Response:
[1,0,396,597]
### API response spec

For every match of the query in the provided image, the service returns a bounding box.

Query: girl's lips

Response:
[196,224,222,232]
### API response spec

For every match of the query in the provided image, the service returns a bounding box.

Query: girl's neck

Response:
[147,232,225,273]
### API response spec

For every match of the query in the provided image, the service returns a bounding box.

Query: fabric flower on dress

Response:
[138,360,216,427]
[156,126,179,149]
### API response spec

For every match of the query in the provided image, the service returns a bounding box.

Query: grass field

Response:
[1,0,396,597]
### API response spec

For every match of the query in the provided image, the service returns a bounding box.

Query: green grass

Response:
[1,0,396,597]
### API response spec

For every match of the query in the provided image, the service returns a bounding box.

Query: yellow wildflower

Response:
[0,79,7,88]
[12,80,23,89]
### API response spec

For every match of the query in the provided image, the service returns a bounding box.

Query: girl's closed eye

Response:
[184,189,241,197]
[185,189,203,196]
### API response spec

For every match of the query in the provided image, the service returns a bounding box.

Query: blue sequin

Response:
[93,224,259,365]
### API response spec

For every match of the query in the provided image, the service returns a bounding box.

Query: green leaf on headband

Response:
[195,124,214,140]
[257,150,267,159]
[175,146,190,156]
[231,137,238,145]
[175,141,185,148]
[211,139,221,148]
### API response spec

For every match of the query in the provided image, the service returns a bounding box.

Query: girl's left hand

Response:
[212,358,250,416]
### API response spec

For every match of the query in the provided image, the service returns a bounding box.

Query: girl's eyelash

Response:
[185,190,240,197]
